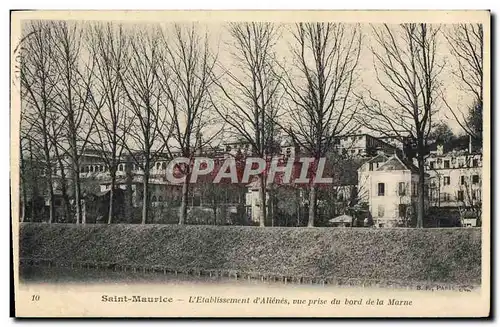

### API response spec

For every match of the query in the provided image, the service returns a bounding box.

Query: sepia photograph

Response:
[10,10,490,318]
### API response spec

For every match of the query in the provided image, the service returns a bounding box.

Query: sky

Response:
[188,22,476,135]
[207,22,476,136]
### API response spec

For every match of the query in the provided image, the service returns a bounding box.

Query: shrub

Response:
[19,224,481,285]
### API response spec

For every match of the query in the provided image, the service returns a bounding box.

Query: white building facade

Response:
[358,154,427,228]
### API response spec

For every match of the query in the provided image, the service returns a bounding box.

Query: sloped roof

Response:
[365,153,390,164]
[329,214,353,223]
[377,154,420,174]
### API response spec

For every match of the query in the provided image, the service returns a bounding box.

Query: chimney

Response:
[437,144,444,155]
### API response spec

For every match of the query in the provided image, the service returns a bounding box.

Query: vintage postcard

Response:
[10,10,490,318]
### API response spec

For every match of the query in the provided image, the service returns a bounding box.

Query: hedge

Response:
[19,223,481,285]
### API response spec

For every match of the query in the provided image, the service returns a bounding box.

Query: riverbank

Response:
[19,223,482,288]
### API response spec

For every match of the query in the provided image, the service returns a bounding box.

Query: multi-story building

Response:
[333,134,398,158]
[377,135,412,150]
[357,153,428,228]
[425,145,482,227]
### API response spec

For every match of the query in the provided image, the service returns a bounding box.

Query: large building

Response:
[425,145,482,227]
[333,134,398,158]
[25,133,484,227]
[358,153,428,228]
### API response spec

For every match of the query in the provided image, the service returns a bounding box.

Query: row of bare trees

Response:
[18,21,483,227]
[358,23,483,228]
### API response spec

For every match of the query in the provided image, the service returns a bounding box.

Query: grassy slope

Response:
[19,223,481,284]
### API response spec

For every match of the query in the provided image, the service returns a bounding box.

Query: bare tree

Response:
[157,24,219,225]
[358,23,444,228]
[51,21,99,224]
[47,112,73,222]
[457,179,482,227]
[281,23,362,227]
[120,27,170,225]
[87,22,131,224]
[444,24,483,140]
[19,113,37,222]
[211,22,283,227]
[20,21,60,223]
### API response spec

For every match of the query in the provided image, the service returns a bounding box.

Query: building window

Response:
[378,183,385,196]
[443,176,450,185]
[429,161,435,169]
[442,193,450,201]
[398,204,407,218]
[152,196,157,202]
[412,183,417,197]
[398,182,406,196]
[378,205,385,218]
[473,159,479,167]
[444,160,450,169]
[457,191,464,201]
[369,162,374,171]
[460,176,465,185]
[472,175,480,184]
[158,196,163,202]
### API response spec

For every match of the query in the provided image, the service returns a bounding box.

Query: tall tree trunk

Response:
[47,177,55,223]
[58,164,71,223]
[108,173,116,224]
[269,189,275,227]
[125,157,134,223]
[76,176,84,224]
[29,139,38,222]
[417,155,425,228]
[55,146,71,222]
[308,185,317,227]
[82,199,87,224]
[213,201,217,225]
[20,144,27,223]
[258,176,267,227]
[42,138,54,224]
[69,145,83,224]
[296,189,301,227]
[179,178,189,225]
[142,168,150,224]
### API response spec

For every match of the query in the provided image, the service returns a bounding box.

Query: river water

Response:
[19,265,333,288]
[19,264,478,294]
